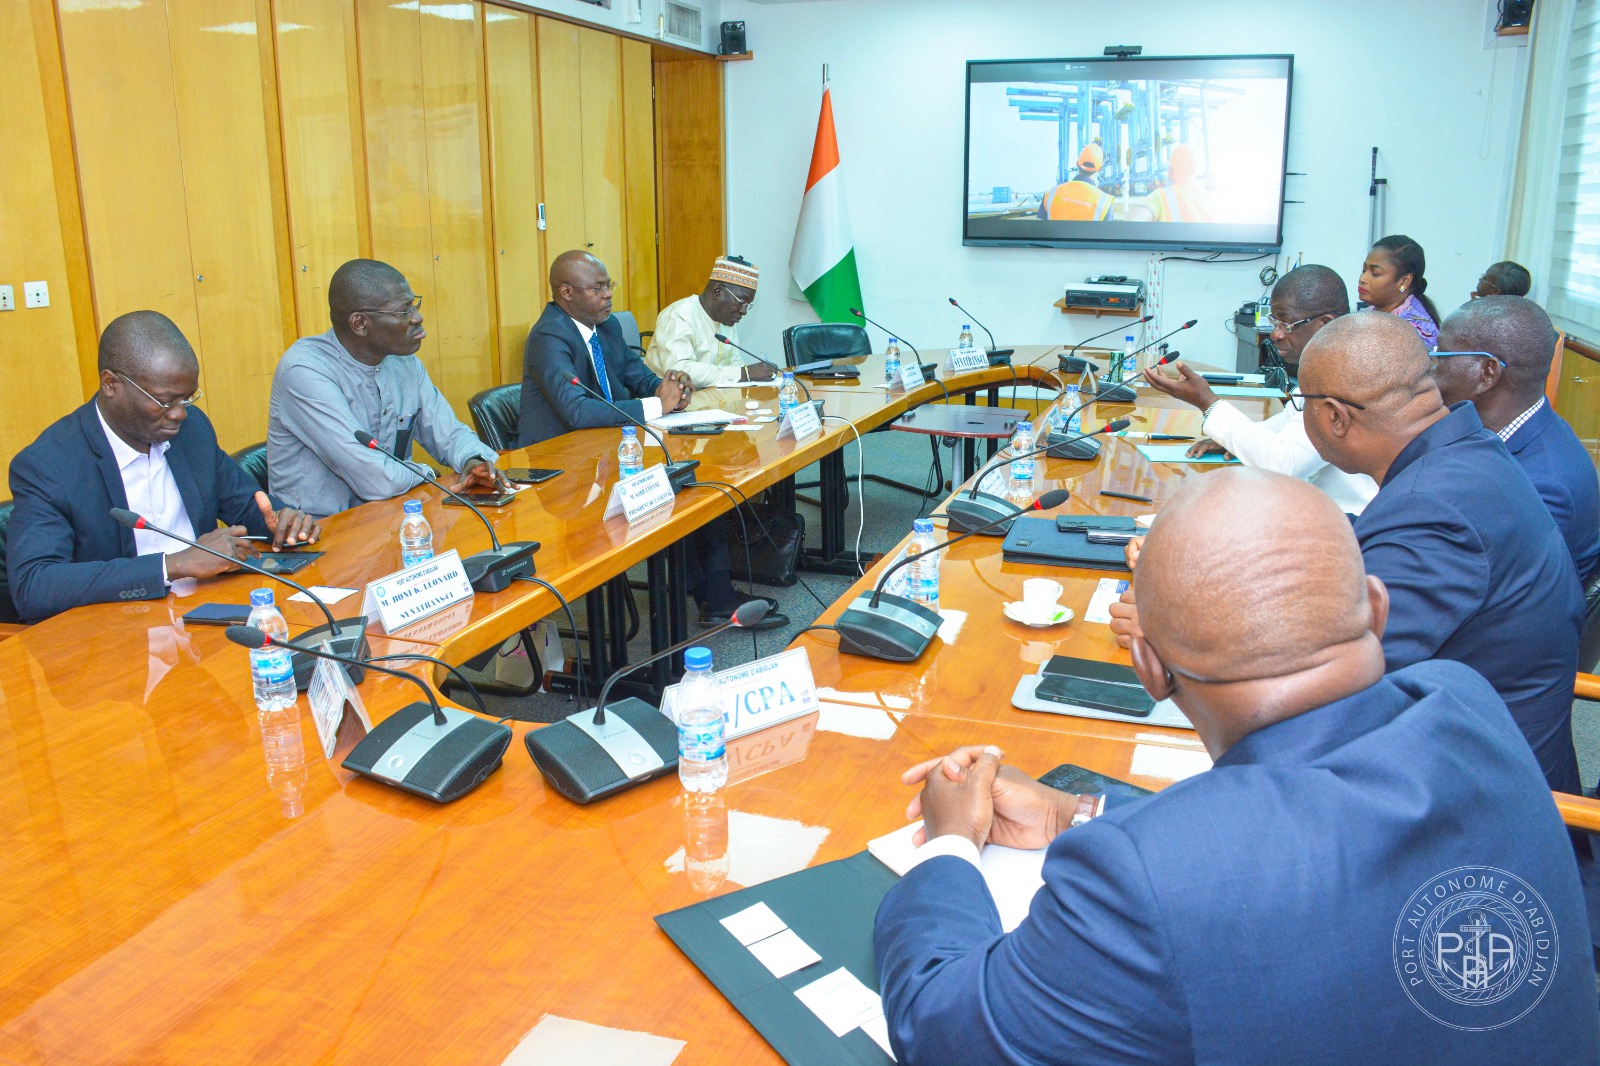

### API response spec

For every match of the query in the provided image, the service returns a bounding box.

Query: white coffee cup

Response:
[1021,578,1064,618]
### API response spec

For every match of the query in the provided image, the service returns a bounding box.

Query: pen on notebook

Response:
[1148,434,1195,441]
[1100,490,1154,503]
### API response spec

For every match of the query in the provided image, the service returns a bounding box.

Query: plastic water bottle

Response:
[399,500,433,567]
[907,517,941,611]
[884,337,902,383]
[1065,384,1083,433]
[778,371,801,419]
[677,646,728,793]
[618,425,644,478]
[1118,334,1137,380]
[1008,420,1036,504]
[247,588,296,713]
[959,324,975,348]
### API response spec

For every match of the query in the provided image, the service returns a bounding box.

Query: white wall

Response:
[720,0,1528,368]
[510,0,722,53]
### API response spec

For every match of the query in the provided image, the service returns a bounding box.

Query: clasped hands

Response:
[904,744,1099,853]
[656,370,694,412]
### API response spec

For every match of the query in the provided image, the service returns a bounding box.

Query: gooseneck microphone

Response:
[1110,319,1199,378]
[848,309,951,401]
[525,600,770,804]
[947,297,1014,362]
[1099,319,1197,402]
[946,421,1129,535]
[835,489,1072,662]
[110,506,369,690]
[1062,314,1153,374]
[713,333,815,401]
[566,377,700,493]
[226,625,511,803]
[353,431,539,593]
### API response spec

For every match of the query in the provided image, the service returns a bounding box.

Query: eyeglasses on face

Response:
[115,370,202,410]
[1287,391,1367,412]
[569,280,617,296]
[1266,310,1339,332]
[1431,350,1507,367]
[354,294,423,318]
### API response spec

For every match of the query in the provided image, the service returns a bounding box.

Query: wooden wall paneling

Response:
[168,0,295,450]
[651,56,725,311]
[484,5,546,387]
[417,0,495,414]
[273,0,368,341]
[354,0,440,379]
[576,26,625,277]
[56,0,202,369]
[0,1,90,477]
[619,38,657,332]
[536,18,586,268]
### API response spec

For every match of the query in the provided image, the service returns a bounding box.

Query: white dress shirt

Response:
[571,315,663,422]
[1202,397,1378,515]
[97,404,197,582]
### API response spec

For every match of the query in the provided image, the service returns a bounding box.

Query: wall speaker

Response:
[719,20,746,55]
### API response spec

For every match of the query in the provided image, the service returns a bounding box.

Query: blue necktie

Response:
[589,333,613,402]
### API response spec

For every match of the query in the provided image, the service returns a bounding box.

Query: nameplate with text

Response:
[658,647,819,740]
[776,401,822,442]
[603,464,676,522]
[945,346,988,373]
[362,549,475,636]
[898,360,927,391]
[308,653,371,759]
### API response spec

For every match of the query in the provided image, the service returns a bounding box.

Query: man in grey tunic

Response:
[268,259,509,517]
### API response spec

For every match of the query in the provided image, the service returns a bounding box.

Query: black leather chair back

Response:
[612,310,642,353]
[1580,570,1600,674]
[230,442,270,494]
[0,499,19,624]
[781,323,871,367]
[469,383,522,452]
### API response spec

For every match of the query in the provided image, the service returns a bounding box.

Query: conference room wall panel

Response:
[621,38,660,329]
[652,55,726,309]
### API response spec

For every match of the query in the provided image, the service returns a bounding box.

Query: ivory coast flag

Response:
[789,83,864,323]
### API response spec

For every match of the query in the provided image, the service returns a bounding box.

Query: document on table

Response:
[1134,444,1240,465]
[1084,577,1130,623]
[647,409,738,428]
[867,821,1045,933]
[794,967,887,1039]
[718,901,823,978]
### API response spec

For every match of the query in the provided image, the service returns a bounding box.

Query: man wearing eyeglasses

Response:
[644,256,774,387]
[268,259,508,518]
[8,311,320,622]
[1430,296,1599,584]
[1139,264,1378,515]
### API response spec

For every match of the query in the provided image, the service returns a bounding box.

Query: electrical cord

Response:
[695,479,831,610]
[689,481,760,658]
[362,652,490,716]
[1159,251,1274,264]
[820,414,868,575]
[793,623,839,640]
[511,574,585,702]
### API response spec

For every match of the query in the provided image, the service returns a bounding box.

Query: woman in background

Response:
[1358,234,1440,349]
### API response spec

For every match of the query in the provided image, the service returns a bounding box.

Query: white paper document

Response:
[746,927,823,978]
[861,1014,896,1060]
[648,409,737,428]
[1084,577,1130,624]
[720,902,787,946]
[794,967,884,1038]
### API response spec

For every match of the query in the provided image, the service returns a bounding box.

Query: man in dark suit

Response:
[876,469,1594,1064]
[519,250,787,630]
[1298,311,1583,792]
[1431,296,1599,584]
[7,311,319,623]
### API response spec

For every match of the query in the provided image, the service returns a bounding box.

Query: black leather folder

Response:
[1001,516,1132,570]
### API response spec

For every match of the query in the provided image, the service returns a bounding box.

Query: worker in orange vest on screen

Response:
[1037,144,1114,221]
[1146,144,1216,223]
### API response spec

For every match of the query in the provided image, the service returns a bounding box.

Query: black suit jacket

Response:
[7,401,274,622]
[518,302,662,446]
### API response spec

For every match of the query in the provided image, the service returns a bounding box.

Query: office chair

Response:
[230,442,270,494]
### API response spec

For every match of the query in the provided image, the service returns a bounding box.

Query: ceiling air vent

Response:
[663,1,701,45]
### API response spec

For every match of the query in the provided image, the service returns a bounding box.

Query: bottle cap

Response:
[250,588,274,607]
[782,370,794,379]
[912,517,933,534]
[622,425,637,436]
[963,324,971,329]
[403,500,423,514]
[1018,421,1033,432]
[684,646,713,670]
[889,336,898,343]
[1125,335,1135,341]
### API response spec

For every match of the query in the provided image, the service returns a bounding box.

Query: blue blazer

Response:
[7,401,273,622]
[1355,402,1582,793]
[517,302,662,446]
[875,661,1595,1065]
[1506,401,1600,586]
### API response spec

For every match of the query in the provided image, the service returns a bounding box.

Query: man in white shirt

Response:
[645,256,775,387]
[1140,264,1378,514]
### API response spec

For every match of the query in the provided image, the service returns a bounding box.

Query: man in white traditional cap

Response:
[646,255,775,387]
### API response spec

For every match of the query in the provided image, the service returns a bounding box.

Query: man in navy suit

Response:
[1431,296,1599,584]
[876,469,1594,1064]
[7,312,319,623]
[518,250,787,630]
[1297,311,1583,793]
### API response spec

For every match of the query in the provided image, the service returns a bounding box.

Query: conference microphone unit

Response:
[524,600,770,804]
[353,431,538,593]
[836,489,1072,662]
[111,506,369,691]
[713,334,833,409]
[946,421,1129,535]
[1102,318,1199,395]
[226,625,511,803]
[947,297,1014,363]
[1061,314,1153,374]
[567,377,700,493]
[848,308,946,395]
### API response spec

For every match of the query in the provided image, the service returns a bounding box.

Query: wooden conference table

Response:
[0,350,1365,1063]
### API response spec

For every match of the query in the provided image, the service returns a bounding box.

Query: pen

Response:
[1148,434,1194,442]
[1100,490,1154,503]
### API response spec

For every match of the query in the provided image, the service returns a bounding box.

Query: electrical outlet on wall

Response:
[24,281,49,308]
[0,285,13,311]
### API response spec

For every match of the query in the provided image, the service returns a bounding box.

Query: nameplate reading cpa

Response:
[945,346,988,373]
[362,548,476,636]
[776,401,822,442]
[307,652,370,759]
[658,647,819,740]
[898,360,927,391]
[603,464,675,522]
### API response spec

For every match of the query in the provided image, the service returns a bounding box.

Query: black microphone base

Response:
[342,701,512,803]
[290,617,371,691]
[525,697,680,804]
[666,460,700,493]
[1047,431,1104,461]
[1097,381,1137,404]
[836,591,942,662]
[464,540,540,594]
[946,492,1028,536]
[1059,355,1095,374]
[986,349,1014,365]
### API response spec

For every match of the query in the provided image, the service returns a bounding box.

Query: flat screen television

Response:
[964,54,1293,253]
